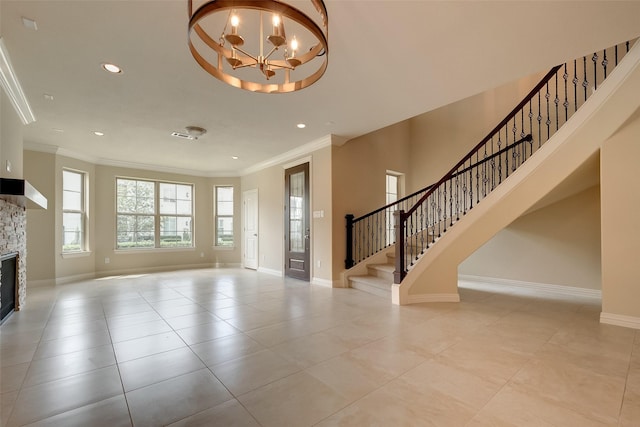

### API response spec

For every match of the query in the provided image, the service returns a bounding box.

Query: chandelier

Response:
[188,0,328,93]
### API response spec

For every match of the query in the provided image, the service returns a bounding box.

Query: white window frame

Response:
[385,172,401,246]
[214,185,234,247]
[115,177,195,250]
[62,169,87,253]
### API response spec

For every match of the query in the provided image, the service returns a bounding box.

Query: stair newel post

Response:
[394,210,406,283]
[345,214,355,269]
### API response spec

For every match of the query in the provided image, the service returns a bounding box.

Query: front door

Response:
[284,163,310,281]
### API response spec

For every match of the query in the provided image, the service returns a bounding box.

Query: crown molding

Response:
[240,134,333,176]
[0,38,36,125]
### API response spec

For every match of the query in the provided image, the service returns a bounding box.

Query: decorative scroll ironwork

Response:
[345,40,634,279]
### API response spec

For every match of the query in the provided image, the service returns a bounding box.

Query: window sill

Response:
[61,251,92,259]
[114,247,196,254]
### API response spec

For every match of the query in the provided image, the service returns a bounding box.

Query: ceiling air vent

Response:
[171,131,194,140]
[171,126,207,141]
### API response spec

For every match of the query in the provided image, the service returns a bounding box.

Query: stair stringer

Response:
[393,40,640,305]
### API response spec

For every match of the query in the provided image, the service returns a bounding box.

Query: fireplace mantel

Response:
[0,178,47,209]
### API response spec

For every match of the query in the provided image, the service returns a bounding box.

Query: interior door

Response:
[284,163,310,281]
[243,189,258,270]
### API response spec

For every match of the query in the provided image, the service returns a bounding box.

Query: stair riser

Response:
[350,281,392,298]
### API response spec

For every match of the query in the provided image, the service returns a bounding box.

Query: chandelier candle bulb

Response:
[188,0,328,93]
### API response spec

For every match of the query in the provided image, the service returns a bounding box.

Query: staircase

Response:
[348,254,395,298]
[345,39,637,301]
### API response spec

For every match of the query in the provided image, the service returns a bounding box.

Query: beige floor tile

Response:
[306,354,388,402]
[175,320,239,345]
[238,371,350,427]
[32,329,112,360]
[23,395,132,427]
[509,358,625,424]
[154,303,207,319]
[398,358,504,410]
[167,399,259,427]
[23,344,116,387]
[126,369,232,427]
[190,333,265,366]
[7,365,123,426]
[41,319,108,342]
[1,390,19,426]
[0,362,30,393]
[108,319,172,343]
[106,311,163,329]
[619,386,640,427]
[163,311,220,330]
[272,331,352,368]
[435,339,531,384]
[335,379,476,427]
[118,347,205,391]
[1,342,39,367]
[467,385,613,427]
[345,337,427,381]
[211,349,301,395]
[113,331,186,363]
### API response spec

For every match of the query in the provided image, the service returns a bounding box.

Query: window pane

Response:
[160,216,192,247]
[63,212,83,251]
[63,190,82,211]
[177,200,192,215]
[216,217,233,246]
[63,170,82,192]
[116,214,155,249]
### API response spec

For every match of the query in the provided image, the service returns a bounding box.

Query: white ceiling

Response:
[2,1,640,176]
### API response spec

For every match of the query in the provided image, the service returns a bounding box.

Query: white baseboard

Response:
[56,272,96,285]
[459,275,602,299]
[257,267,283,277]
[96,263,214,279]
[213,262,242,268]
[600,312,640,330]
[27,278,55,288]
[312,277,338,288]
[407,293,460,304]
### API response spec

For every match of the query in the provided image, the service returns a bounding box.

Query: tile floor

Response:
[1,268,638,426]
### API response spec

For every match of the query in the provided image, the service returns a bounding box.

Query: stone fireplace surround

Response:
[0,198,27,318]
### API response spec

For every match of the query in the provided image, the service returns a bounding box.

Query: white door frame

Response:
[243,189,259,270]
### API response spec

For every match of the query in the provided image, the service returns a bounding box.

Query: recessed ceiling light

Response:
[93,131,105,136]
[101,63,122,74]
[296,123,306,129]
[232,156,239,160]
[22,17,38,31]
[52,128,64,133]
[43,93,54,101]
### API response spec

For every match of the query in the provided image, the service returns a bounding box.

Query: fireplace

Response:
[0,253,17,324]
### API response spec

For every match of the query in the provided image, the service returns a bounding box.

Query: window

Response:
[215,186,234,247]
[63,169,87,252]
[385,173,399,246]
[116,178,193,249]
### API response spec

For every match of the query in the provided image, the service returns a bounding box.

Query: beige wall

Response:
[94,165,241,276]
[331,121,412,279]
[23,151,242,281]
[408,72,545,192]
[1,90,23,179]
[24,150,56,283]
[241,145,333,282]
[460,185,601,290]
[601,107,640,318]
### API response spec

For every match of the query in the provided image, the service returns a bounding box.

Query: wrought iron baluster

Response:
[449,177,454,226]
[537,91,542,147]
[504,128,510,178]
[592,52,598,91]
[603,49,608,80]
[582,56,588,102]
[528,100,533,154]
[573,59,578,112]
[475,152,480,204]
[545,82,551,141]
[563,63,569,123]
[469,160,474,209]
[554,72,559,131]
